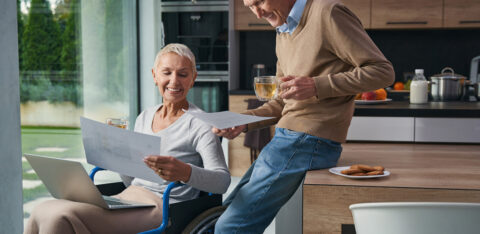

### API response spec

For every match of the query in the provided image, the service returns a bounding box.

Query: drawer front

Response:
[347,117,414,141]
[415,118,480,143]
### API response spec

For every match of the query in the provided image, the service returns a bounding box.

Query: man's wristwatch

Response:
[242,125,248,133]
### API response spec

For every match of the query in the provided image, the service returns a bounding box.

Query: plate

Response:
[355,98,392,105]
[329,166,390,179]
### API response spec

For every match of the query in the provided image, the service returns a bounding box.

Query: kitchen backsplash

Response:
[238,29,480,90]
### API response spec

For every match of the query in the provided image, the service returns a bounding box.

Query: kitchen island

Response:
[228,92,480,175]
[302,142,480,234]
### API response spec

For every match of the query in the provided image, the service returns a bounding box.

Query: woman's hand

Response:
[212,125,246,139]
[143,155,192,182]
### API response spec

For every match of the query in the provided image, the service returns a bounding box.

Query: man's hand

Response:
[212,125,246,140]
[143,155,192,182]
[279,76,317,100]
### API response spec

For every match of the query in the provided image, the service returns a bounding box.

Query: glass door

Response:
[18,0,138,224]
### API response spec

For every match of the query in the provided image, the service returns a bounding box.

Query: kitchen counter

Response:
[229,91,480,118]
[302,142,480,234]
[354,101,480,117]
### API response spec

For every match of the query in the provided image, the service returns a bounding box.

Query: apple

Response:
[361,91,377,100]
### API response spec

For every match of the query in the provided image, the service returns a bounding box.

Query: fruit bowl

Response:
[354,98,392,105]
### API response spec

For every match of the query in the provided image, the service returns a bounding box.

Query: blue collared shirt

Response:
[276,0,307,34]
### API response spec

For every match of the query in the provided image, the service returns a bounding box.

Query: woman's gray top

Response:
[121,103,230,202]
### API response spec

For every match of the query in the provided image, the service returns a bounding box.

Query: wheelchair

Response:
[89,166,225,234]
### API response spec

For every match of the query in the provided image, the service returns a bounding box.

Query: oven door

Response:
[187,81,228,112]
[161,2,228,82]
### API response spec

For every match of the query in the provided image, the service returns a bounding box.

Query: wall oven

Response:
[161,1,229,82]
[161,0,229,112]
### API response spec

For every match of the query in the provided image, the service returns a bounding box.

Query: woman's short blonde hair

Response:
[153,43,197,73]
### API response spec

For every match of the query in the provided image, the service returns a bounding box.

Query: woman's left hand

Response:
[143,155,192,182]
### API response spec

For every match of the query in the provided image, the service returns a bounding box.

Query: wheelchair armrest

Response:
[89,166,105,181]
[90,167,126,195]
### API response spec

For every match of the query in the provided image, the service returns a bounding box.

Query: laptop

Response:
[24,154,155,210]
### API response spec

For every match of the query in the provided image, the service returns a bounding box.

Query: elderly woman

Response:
[25,43,230,234]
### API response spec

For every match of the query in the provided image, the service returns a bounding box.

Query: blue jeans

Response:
[215,128,342,233]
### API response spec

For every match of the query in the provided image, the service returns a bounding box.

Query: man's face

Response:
[243,0,295,28]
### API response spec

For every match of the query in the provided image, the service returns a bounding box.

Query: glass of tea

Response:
[106,118,128,129]
[254,76,278,101]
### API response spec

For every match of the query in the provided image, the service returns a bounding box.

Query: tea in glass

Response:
[254,76,277,101]
[106,118,128,129]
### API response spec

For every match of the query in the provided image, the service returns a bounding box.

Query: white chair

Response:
[349,202,480,234]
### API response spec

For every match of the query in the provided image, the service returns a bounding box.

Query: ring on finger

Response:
[157,168,162,175]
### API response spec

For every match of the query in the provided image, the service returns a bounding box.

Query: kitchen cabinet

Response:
[234,0,273,31]
[233,0,480,31]
[347,117,414,141]
[415,118,480,143]
[341,0,371,29]
[371,0,443,29]
[444,0,480,28]
[234,0,371,30]
[347,116,480,143]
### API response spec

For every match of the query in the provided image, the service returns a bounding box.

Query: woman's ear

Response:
[152,69,157,86]
[191,71,197,88]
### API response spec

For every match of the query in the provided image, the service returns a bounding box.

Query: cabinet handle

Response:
[459,20,480,24]
[386,21,428,25]
[248,23,271,27]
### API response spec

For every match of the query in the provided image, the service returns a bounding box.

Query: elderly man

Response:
[213,0,394,233]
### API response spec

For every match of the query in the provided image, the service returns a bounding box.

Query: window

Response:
[19,0,137,223]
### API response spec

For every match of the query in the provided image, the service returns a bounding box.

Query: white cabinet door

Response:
[347,117,415,141]
[415,118,480,143]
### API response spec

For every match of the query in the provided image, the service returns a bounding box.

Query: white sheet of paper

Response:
[80,117,163,183]
[185,110,274,129]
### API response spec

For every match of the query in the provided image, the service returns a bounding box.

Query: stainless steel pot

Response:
[430,67,466,101]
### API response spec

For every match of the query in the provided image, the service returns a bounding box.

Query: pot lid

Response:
[431,67,466,80]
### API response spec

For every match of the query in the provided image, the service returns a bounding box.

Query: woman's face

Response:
[152,52,196,104]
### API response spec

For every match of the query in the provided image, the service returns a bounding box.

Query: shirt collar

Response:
[276,0,307,34]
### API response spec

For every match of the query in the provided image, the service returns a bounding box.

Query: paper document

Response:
[80,117,163,183]
[185,110,274,129]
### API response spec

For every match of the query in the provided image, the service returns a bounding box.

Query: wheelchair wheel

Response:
[181,205,226,234]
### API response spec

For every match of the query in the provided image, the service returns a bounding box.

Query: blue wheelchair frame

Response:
[89,166,184,234]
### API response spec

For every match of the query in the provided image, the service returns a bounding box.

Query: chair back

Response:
[350,202,480,234]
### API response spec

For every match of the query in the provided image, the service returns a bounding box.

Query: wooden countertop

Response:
[305,143,480,190]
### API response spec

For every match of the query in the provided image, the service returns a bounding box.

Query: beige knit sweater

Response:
[245,0,394,143]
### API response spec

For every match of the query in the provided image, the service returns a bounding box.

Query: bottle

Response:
[410,69,428,104]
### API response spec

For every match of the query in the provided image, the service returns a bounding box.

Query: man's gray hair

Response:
[153,43,197,73]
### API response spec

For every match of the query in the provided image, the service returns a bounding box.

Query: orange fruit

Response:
[393,82,404,90]
[374,88,387,100]
[355,93,362,100]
